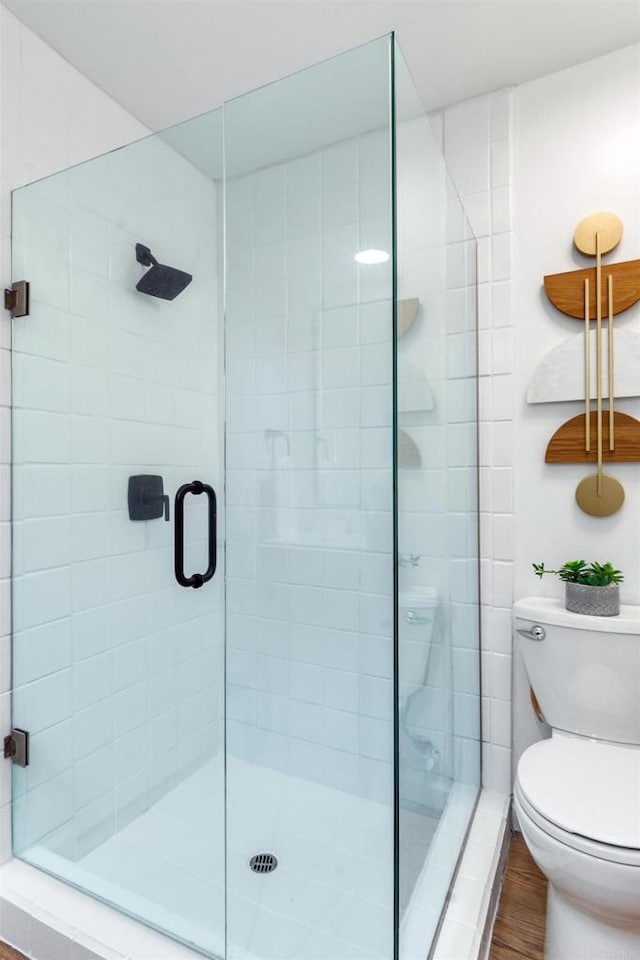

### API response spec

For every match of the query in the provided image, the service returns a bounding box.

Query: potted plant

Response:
[533,559,623,617]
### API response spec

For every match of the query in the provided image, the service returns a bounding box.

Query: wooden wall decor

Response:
[539,211,639,517]
[544,259,640,319]
[546,411,640,463]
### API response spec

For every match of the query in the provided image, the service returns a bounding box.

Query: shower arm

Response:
[135,243,159,268]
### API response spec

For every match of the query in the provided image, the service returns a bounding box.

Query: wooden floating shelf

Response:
[544,258,640,319]
[546,411,640,463]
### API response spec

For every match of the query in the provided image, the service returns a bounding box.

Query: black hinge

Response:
[4,729,29,767]
[4,281,29,318]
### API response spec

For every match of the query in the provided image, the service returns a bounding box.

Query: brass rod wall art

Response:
[541,212,640,517]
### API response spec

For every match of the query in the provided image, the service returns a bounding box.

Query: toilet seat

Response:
[516,737,640,867]
[515,780,640,867]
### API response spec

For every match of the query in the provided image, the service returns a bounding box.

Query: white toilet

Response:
[398,587,446,808]
[513,597,640,960]
[399,586,439,709]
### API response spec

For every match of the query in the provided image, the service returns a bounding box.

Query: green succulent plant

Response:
[533,560,623,586]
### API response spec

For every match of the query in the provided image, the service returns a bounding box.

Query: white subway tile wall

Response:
[0,8,153,866]
[225,127,396,803]
[396,112,480,827]
[10,135,223,859]
[437,90,515,794]
[1,4,225,872]
[13,139,224,859]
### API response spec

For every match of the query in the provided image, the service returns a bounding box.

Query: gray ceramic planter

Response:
[565,582,620,617]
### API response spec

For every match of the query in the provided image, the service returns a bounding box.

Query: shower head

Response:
[135,243,192,301]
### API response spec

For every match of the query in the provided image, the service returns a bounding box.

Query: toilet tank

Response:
[399,587,439,702]
[514,597,640,745]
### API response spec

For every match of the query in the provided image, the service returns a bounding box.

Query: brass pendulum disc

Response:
[575,473,625,516]
[573,212,623,256]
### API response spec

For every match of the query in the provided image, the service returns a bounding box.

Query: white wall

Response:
[513,43,640,765]
[438,43,640,788]
[0,7,159,862]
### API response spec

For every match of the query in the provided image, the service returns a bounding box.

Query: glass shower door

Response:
[9,34,481,960]
[10,125,226,956]
[223,36,397,960]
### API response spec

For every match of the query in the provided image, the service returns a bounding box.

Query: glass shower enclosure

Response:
[9,35,479,960]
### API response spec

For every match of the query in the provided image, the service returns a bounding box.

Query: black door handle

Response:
[174,481,217,588]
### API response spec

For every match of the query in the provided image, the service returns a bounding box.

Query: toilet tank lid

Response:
[514,597,640,634]
[517,738,640,850]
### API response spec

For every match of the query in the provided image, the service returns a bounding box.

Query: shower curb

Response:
[477,810,512,960]
[0,859,203,960]
[431,789,511,960]
[0,792,510,960]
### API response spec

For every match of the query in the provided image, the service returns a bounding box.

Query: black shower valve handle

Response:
[144,490,170,521]
[127,474,169,522]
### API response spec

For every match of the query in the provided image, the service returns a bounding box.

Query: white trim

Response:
[401,781,479,958]
[0,857,203,960]
[432,788,510,960]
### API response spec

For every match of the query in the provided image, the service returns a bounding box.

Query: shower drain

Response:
[249,853,278,874]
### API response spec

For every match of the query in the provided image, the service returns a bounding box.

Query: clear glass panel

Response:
[11,115,226,956]
[394,42,481,960]
[223,36,396,960]
[10,34,480,960]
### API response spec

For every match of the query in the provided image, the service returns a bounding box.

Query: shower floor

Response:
[25,755,438,959]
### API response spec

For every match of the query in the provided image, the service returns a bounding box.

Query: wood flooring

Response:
[490,832,547,960]
[0,943,27,960]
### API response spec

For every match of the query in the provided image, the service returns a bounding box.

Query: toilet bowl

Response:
[515,737,640,959]
[398,588,445,808]
[513,598,640,960]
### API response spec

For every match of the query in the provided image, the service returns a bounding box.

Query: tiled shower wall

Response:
[225,109,482,811]
[224,128,397,803]
[396,114,480,805]
[433,90,516,795]
[10,137,222,856]
[0,9,180,860]
[0,9,511,864]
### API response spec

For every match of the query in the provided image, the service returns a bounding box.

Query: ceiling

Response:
[4,0,640,132]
